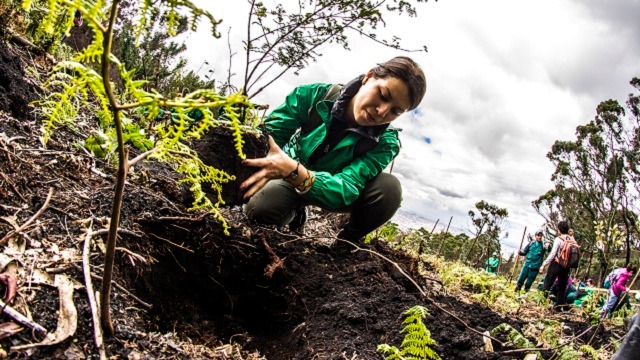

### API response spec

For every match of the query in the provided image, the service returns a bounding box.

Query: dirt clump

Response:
[0,40,37,120]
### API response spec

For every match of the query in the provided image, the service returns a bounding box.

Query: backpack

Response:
[303,84,378,164]
[604,268,621,289]
[555,235,581,268]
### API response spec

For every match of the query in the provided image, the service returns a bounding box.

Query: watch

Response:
[283,161,300,183]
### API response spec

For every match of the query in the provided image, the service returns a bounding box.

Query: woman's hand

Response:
[240,136,299,199]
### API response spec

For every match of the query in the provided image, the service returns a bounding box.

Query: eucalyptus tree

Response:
[535,77,640,279]
[460,200,508,264]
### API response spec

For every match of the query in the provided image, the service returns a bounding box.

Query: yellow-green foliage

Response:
[436,261,520,314]
[491,323,539,357]
[580,293,605,325]
[134,0,222,41]
[367,221,402,244]
[377,306,441,360]
[557,344,601,360]
[523,319,562,347]
[26,0,256,234]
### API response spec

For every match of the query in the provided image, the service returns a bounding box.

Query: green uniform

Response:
[265,82,400,209]
[486,257,499,274]
[245,78,403,240]
[515,240,546,292]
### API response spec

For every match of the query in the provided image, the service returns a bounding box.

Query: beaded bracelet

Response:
[295,170,315,194]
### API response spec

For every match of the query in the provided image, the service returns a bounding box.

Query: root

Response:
[81,222,108,360]
[0,187,53,245]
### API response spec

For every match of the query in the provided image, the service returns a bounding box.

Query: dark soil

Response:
[0,40,37,120]
[0,37,617,360]
[192,126,269,206]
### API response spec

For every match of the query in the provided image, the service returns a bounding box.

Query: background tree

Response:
[242,0,431,98]
[534,77,640,283]
[460,200,508,265]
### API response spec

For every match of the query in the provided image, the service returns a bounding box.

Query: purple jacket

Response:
[612,268,632,297]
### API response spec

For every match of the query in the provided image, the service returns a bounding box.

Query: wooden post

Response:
[509,226,527,283]
[444,216,453,233]
[430,219,440,233]
[437,216,453,257]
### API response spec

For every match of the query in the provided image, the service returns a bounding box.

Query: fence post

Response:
[508,226,527,283]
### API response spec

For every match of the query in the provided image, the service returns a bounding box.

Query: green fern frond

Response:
[377,344,401,360]
[578,344,600,359]
[491,323,540,357]
[378,305,441,360]
[133,0,221,42]
[558,346,582,360]
[72,23,104,63]
[150,141,235,235]
[38,60,113,143]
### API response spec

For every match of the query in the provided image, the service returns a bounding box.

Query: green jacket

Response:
[265,83,400,209]
[520,240,545,269]
[486,257,499,273]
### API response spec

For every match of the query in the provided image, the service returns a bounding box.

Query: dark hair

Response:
[371,56,426,110]
[627,263,638,274]
[557,221,569,234]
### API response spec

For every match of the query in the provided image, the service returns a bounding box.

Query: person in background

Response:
[486,252,500,274]
[242,57,426,243]
[540,220,573,309]
[601,263,637,318]
[587,278,595,287]
[515,229,546,293]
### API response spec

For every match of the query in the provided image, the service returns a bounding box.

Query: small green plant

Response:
[579,293,605,325]
[377,305,441,360]
[366,221,402,244]
[491,323,540,357]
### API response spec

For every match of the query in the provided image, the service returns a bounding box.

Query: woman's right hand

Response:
[240,136,305,199]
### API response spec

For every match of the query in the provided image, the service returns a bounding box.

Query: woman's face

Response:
[346,71,411,127]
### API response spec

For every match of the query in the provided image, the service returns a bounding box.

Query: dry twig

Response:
[0,187,53,245]
[82,223,108,360]
[499,325,595,355]
[0,298,46,335]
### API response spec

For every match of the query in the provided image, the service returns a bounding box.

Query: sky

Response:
[183,0,640,255]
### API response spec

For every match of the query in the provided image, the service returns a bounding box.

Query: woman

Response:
[601,263,637,318]
[241,57,426,242]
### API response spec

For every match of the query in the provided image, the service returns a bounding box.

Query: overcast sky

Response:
[185,0,640,254]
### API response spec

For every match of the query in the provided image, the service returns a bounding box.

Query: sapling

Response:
[23,0,253,336]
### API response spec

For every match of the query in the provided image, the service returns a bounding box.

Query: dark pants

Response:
[516,264,539,292]
[244,172,402,241]
[612,311,640,360]
[543,261,570,305]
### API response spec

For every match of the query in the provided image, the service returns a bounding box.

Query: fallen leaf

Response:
[0,273,17,303]
[0,322,23,340]
[11,275,77,350]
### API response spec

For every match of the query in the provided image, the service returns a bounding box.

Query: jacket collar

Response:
[330,75,389,141]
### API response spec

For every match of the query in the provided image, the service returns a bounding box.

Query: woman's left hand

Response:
[240,136,298,199]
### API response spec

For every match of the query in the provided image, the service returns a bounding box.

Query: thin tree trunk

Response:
[437,217,453,256]
[99,0,124,337]
[509,227,527,283]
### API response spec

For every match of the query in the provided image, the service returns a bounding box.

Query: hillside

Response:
[0,32,621,360]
